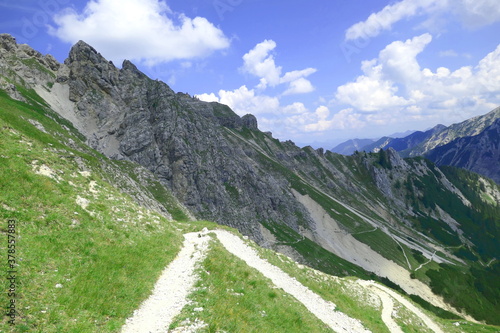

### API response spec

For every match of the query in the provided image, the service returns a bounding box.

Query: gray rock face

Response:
[408,108,500,156]
[53,40,317,240]
[0,34,58,88]
[0,76,26,102]
[0,33,17,52]
[241,114,258,130]
[426,119,500,183]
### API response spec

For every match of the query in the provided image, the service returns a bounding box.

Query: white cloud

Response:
[336,75,409,112]
[304,106,333,132]
[476,44,500,93]
[282,102,308,115]
[283,77,315,95]
[196,93,219,103]
[336,34,434,112]
[280,68,317,83]
[241,40,317,95]
[49,0,230,66]
[335,34,500,126]
[198,86,280,116]
[439,50,459,57]
[305,107,366,132]
[242,40,282,88]
[345,0,500,41]
[378,33,432,84]
[456,0,500,28]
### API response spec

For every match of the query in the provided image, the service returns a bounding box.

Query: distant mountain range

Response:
[330,138,376,155]
[331,131,417,155]
[332,107,500,183]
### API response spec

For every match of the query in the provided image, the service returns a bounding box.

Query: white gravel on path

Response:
[358,280,444,333]
[212,230,370,333]
[121,229,445,333]
[121,232,210,333]
[359,282,403,333]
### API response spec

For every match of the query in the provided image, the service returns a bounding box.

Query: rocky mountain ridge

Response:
[333,108,499,157]
[360,124,448,154]
[331,107,500,183]
[426,118,500,183]
[408,107,500,156]
[1,34,499,325]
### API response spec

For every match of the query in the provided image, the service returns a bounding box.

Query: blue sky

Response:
[1,0,500,147]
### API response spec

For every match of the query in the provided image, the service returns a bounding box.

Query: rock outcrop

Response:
[54,39,316,240]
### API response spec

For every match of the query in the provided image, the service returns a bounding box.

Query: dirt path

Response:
[121,229,370,333]
[364,284,403,333]
[121,229,445,333]
[291,189,465,320]
[121,232,210,333]
[415,251,436,272]
[358,280,444,333]
[212,230,370,333]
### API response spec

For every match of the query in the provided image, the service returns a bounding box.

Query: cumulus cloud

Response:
[282,102,308,115]
[241,40,317,94]
[196,93,219,103]
[283,77,315,95]
[345,0,500,41]
[378,33,432,84]
[305,108,366,132]
[305,106,332,132]
[336,75,409,112]
[335,34,500,126]
[336,35,434,112]
[197,86,280,116]
[242,40,282,88]
[49,0,230,66]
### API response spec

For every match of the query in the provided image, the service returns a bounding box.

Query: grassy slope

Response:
[0,91,205,332]
[231,128,500,325]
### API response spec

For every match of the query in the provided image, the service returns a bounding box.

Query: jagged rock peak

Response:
[66,40,111,67]
[122,59,139,72]
[0,33,60,74]
[0,34,17,51]
[121,59,149,80]
[386,147,405,168]
[241,114,258,130]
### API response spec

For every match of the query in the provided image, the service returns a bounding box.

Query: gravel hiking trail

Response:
[121,232,211,333]
[122,229,444,333]
[358,280,444,333]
